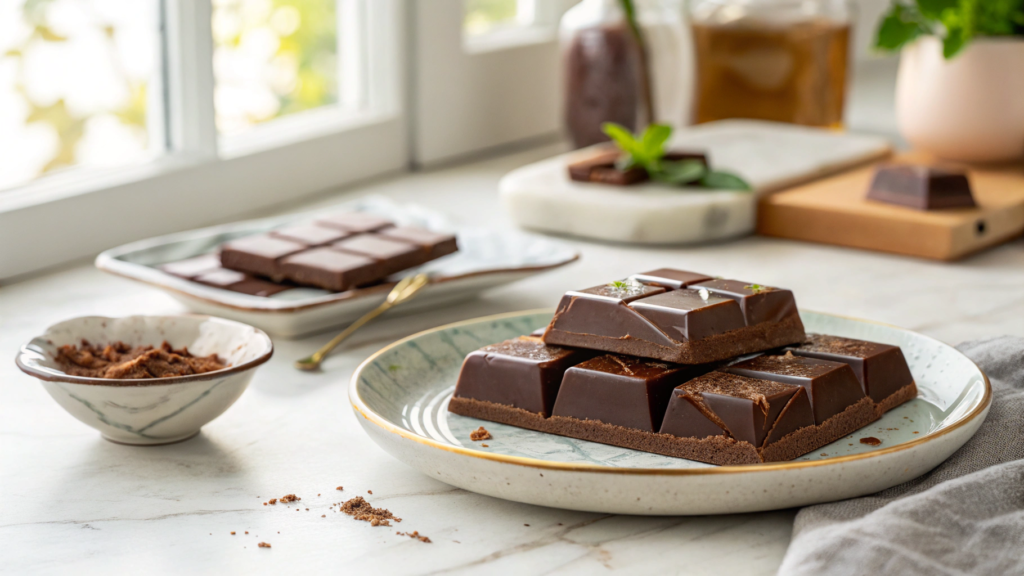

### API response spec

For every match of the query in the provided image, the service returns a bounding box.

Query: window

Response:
[0,0,161,192]
[0,0,403,280]
[211,0,339,137]
[463,0,521,37]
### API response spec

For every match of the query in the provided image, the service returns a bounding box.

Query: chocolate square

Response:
[725,353,865,425]
[377,226,458,260]
[628,289,745,341]
[332,234,424,275]
[552,355,698,431]
[630,268,713,290]
[453,336,591,417]
[278,247,380,291]
[788,334,915,404]
[692,279,798,326]
[867,165,976,210]
[159,254,222,279]
[194,268,291,297]
[544,281,670,345]
[316,212,394,233]
[567,150,647,185]
[270,224,351,246]
[660,371,813,448]
[220,235,307,279]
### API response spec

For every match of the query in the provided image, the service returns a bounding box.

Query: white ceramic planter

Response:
[897,37,1024,163]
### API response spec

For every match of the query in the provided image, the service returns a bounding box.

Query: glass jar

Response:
[689,0,851,128]
[561,0,691,149]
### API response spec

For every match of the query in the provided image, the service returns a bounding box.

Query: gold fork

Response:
[294,273,430,371]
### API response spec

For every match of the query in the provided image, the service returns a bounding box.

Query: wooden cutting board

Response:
[757,153,1024,260]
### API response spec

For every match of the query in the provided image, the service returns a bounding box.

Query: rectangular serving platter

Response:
[95,197,579,338]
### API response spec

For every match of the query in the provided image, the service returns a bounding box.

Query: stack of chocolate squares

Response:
[449,269,917,465]
[159,212,458,295]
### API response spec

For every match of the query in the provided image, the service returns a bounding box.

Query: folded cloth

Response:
[779,336,1024,576]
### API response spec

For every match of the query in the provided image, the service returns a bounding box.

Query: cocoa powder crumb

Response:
[470,426,491,441]
[397,530,432,543]
[340,496,402,527]
[258,542,271,548]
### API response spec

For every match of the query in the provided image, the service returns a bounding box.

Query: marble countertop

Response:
[6,65,1024,576]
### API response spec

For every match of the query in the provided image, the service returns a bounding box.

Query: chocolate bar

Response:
[541,271,805,364]
[788,334,917,415]
[217,213,457,291]
[567,151,709,186]
[866,164,976,210]
[159,254,291,297]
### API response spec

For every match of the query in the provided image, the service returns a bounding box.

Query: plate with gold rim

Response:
[349,309,990,515]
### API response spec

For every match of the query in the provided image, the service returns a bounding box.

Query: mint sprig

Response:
[875,0,1024,60]
[601,122,751,191]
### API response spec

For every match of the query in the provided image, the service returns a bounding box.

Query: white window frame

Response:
[409,0,577,166]
[0,0,406,281]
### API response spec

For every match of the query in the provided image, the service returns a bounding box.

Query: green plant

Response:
[876,0,1024,59]
[601,122,751,191]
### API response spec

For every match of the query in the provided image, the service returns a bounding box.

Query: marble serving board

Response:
[500,120,891,245]
[95,197,579,338]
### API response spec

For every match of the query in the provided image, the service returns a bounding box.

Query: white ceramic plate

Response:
[350,310,990,515]
[95,197,578,338]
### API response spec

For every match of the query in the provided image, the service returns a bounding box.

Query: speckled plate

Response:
[350,310,990,515]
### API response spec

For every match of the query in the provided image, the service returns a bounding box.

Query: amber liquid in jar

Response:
[692,18,850,127]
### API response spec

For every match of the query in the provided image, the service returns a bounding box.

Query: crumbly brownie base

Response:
[543,313,805,365]
[448,393,879,466]
[874,382,918,417]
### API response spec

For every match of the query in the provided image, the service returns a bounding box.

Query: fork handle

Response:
[310,300,395,364]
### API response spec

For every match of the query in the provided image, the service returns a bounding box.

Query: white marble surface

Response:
[5,63,1024,575]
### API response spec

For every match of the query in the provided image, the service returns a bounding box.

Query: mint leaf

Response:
[602,122,643,158]
[640,124,672,160]
[916,0,959,19]
[942,26,969,57]
[651,159,705,184]
[700,170,752,191]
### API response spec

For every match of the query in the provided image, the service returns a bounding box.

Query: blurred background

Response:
[9,0,1019,281]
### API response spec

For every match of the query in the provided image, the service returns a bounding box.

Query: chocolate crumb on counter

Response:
[336,486,344,491]
[258,542,271,548]
[340,496,402,527]
[860,437,882,446]
[231,531,236,535]
[268,498,277,505]
[470,426,491,441]
[367,490,372,494]
[481,444,489,447]
[280,494,300,503]
[245,531,249,534]
[397,531,432,543]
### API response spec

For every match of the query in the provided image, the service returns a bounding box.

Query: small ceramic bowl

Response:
[16,315,273,445]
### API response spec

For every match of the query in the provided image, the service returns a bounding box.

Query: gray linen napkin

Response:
[779,336,1024,576]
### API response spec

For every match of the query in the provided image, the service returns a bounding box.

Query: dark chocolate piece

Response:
[788,334,916,411]
[316,212,394,233]
[270,224,351,246]
[194,268,291,297]
[377,226,458,260]
[159,254,222,279]
[278,248,380,291]
[542,275,805,364]
[551,355,702,432]
[453,336,591,417]
[725,353,865,425]
[567,151,710,186]
[332,234,425,275]
[628,289,746,341]
[630,268,713,290]
[660,371,814,448]
[691,279,797,326]
[867,164,976,210]
[220,235,307,280]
